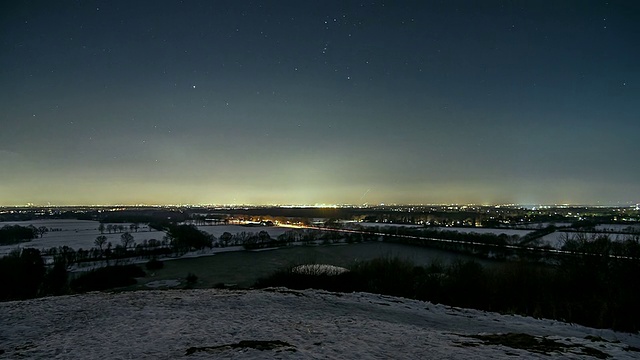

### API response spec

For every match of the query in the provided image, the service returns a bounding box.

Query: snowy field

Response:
[0,220,293,256]
[434,227,533,237]
[1,288,639,359]
[0,220,166,256]
[511,222,573,229]
[196,224,289,238]
[594,224,640,232]
[540,231,639,249]
[353,222,422,228]
[345,223,533,237]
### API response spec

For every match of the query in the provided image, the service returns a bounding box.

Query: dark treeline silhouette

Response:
[99,210,189,224]
[256,238,640,332]
[0,249,67,300]
[0,225,39,245]
[70,265,145,293]
[165,224,213,252]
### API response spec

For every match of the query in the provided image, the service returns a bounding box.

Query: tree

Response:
[106,224,113,234]
[98,223,105,234]
[258,230,271,243]
[120,232,134,249]
[38,226,49,238]
[42,256,68,296]
[0,225,39,245]
[166,224,213,251]
[0,248,45,300]
[220,232,233,247]
[95,235,107,253]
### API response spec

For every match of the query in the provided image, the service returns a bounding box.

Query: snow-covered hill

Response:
[1,289,639,359]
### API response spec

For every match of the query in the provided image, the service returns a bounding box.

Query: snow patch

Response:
[1,289,639,359]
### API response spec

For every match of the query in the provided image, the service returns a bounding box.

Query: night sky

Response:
[1,1,638,206]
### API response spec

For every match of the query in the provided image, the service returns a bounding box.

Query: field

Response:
[540,230,639,249]
[133,241,491,289]
[434,227,533,237]
[0,220,165,256]
[0,220,290,256]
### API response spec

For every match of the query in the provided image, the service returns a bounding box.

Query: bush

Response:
[186,272,198,285]
[0,248,45,300]
[254,254,640,333]
[145,258,164,270]
[350,257,418,298]
[70,265,145,293]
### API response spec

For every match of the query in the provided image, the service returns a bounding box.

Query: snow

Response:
[594,224,640,233]
[539,232,569,249]
[1,288,638,359]
[145,279,182,288]
[292,264,349,276]
[354,222,422,228]
[196,224,289,238]
[540,231,639,249]
[0,221,292,256]
[0,219,167,256]
[434,227,533,237]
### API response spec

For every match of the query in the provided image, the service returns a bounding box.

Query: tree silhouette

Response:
[258,230,271,243]
[95,235,107,253]
[220,232,233,247]
[120,232,134,248]
[37,226,48,238]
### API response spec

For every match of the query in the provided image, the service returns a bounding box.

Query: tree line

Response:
[0,225,43,245]
[256,236,640,332]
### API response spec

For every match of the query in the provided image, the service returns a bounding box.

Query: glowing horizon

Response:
[1,2,638,208]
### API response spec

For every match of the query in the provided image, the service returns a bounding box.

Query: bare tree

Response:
[37,226,49,238]
[120,232,134,248]
[220,232,233,247]
[95,235,107,253]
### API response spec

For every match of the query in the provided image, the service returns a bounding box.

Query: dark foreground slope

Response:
[1,289,639,359]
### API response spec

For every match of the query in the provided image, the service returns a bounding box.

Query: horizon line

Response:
[1,203,639,209]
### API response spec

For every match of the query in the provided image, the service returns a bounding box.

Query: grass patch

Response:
[186,340,295,355]
[460,333,610,359]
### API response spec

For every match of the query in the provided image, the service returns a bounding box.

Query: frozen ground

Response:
[540,231,639,249]
[594,224,640,232]
[0,220,166,256]
[0,220,292,256]
[434,227,533,237]
[1,288,639,359]
[353,222,422,228]
[196,224,289,238]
